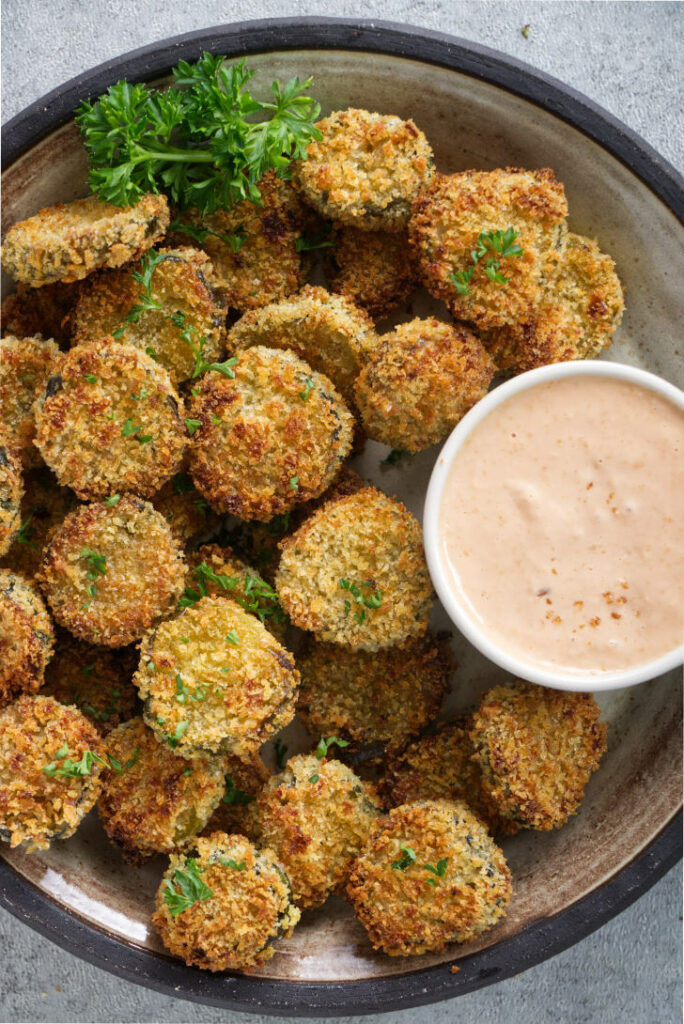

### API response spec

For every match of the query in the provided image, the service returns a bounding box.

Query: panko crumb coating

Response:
[71,247,225,384]
[254,754,382,908]
[484,233,625,371]
[200,752,270,841]
[0,335,60,469]
[38,497,186,648]
[276,487,433,651]
[355,318,495,453]
[33,339,187,500]
[0,569,54,708]
[0,443,23,557]
[1,281,81,347]
[0,694,106,851]
[409,168,568,329]
[228,285,379,410]
[98,717,226,863]
[325,227,417,320]
[171,171,309,312]
[1,193,169,288]
[1,467,75,578]
[151,467,220,549]
[184,544,288,640]
[296,109,435,231]
[136,595,298,760]
[187,346,354,521]
[152,832,300,972]
[382,718,518,836]
[42,629,138,735]
[347,799,512,956]
[470,681,607,830]
[297,634,451,760]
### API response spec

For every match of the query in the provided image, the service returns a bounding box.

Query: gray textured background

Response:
[1,2,682,1022]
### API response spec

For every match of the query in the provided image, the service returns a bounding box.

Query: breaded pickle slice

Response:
[0,335,60,469]
[276,487,433,651]
[187,346,354,521]
[355,317,495,453]
[254,753,382,908]
[39,497,186,647]
[470,681,607,830]
[42,629,138,735]
[0,442,23,557]
[1,193,169,287]
[136,596,298,759]
[228,285,379,409]
[0,695,106,851]
[71,247,225,384]
[1,281,81,346]
[98,717,226,863]
[409,168,568,329]
[484,233,625,370]
[1,467,75,578]
[296,108,435,231]
[347,799,512,956]
[152,832,300,971]
[34,339,187,500]
[325,227,417,320]
[297,634,451,760]
[0,569,54,708]
[171,171,308,312]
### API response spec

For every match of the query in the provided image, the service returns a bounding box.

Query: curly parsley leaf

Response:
[163,857,213,916]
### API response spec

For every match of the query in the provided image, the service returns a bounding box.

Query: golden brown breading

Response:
[1,281,81,346]
[33,339,187,500]
[0,442,23,557]
[0,694,106,850]
[187,346,354,521]
[152,832,300,971]
[171,171,308,312]
[42,629,138,735]
[98,717,226,863]
[150,466,220,549]
[200,751,270,841]
[136,595,298,759]
[38,497,186,648]
[355,318,495,453]
[1,194,169,287]
[382,718,518,836]
[409,168,568,329]
[71,248,225,384]
[470,681,607,830]
[0,335,60,469]
[295,109,435,231]
[484,233,625,371]
[0,569,54,708]
[325,227,417,320]
[276,487,433,651]
[254,754,382,908]
[1,467,75,578]
[183,544,288,640]
[297,634,451,759]
[347,799,512,956]
[228,284,379,410]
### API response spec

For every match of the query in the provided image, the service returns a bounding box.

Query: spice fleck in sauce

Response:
[439,376,684,675]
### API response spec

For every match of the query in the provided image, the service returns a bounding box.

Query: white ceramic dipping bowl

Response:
[423,360,684,692]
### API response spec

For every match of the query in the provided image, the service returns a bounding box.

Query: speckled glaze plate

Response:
[1,18,682,1018]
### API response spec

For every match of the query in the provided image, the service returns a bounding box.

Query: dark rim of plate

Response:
[1,17,682,1017]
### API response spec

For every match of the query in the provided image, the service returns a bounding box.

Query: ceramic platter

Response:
[1,18,682,1017]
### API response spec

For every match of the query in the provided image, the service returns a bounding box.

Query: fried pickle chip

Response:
[0,569,54,708]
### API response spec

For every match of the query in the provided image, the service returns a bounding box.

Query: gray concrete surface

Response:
[1,2,682,1021]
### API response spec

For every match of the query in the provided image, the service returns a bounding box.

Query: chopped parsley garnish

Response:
[121,417,151,443]
[107,746,140,774]
[175,674,207,704]
[185,418,202,436]
[164,721,188,748]
[105,494,121,506]
[289,475,299,491]
[449,227,523,297]
[211,414,222,425]
[265,511,291,537]
[274,738,288,770]
[423,858,449,886]
[172,472,195,495]
[179,562,286,625]
[391,845,417,871]
[299,378,314,401]
[218,856,246,871]
[380,448,405,467]
[80,548,106,607]
[130,386,148,401]
[83,373,97,384]
[315,735,350,759]
[308,774,319,784]
[222,774,254,806]
[295,222,333,251]
[43,746,109,778]
[16,513,38,549]
[225,629,240,646]
[339,578,382,621]
[162,858,213,917]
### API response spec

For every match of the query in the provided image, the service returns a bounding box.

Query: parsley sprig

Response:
[315,735,350,759]
[163,858,213,917]
[75,54,322,214]
[390,847,449,885]
[179,561,286,625]
[339,578,383,624]
[449,227,523,296]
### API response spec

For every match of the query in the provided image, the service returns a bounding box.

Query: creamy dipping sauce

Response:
[439,375,684,675]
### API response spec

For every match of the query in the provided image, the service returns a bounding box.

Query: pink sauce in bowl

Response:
[424,362,684,690]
